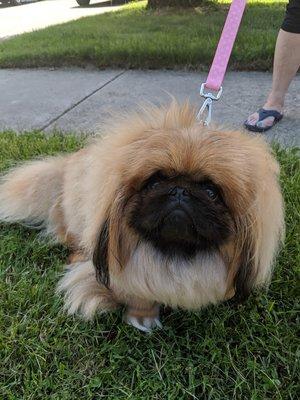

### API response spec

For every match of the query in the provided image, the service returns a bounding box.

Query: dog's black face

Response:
[127,171,234,257]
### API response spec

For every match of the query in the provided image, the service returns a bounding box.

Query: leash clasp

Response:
[196,83,223,126]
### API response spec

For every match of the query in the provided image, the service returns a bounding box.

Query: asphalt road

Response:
[0,0,122,39]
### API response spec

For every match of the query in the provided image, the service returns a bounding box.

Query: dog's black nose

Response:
[168,187,189,199]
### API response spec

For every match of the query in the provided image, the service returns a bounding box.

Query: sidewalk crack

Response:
[40,70,126,131]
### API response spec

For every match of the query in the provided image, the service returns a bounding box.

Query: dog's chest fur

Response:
[112,243,227,309]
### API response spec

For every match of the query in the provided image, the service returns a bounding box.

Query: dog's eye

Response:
[197,181,219,200]
[143,171,166,191]
[147,180,161,190]
[205,187,218,200]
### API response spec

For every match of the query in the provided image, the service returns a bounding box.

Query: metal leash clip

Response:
[196,83,223,126]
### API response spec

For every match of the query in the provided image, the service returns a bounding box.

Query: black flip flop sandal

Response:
[244,108,283,133]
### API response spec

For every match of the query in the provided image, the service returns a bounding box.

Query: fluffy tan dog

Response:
[0,102,284,332]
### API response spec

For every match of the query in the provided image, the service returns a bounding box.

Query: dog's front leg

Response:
[124,298,162,333]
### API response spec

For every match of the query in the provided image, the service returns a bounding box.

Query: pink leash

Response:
[197,0,247,125]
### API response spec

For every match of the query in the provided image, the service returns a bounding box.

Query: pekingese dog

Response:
[0,102,284,332]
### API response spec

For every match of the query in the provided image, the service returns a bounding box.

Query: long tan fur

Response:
[0,102,284,326]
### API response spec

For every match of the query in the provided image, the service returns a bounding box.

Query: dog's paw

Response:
[124,315,162,333]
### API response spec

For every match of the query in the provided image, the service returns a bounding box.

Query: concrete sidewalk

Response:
[0,68,299,147]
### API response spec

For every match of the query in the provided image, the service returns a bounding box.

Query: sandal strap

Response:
[257,108,283,121]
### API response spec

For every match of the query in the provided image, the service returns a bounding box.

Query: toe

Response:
[154,318,163,329]
[125,315,163,333]
[257,116,275,128]
[246,112,259,125]
[125,316,152,333]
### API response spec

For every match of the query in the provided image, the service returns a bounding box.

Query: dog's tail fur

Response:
[0,156,65,226]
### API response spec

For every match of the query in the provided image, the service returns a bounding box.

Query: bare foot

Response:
[245,102,283,131]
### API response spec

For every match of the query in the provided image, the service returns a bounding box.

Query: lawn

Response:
[0,131,299,399]
[0,0,287,70]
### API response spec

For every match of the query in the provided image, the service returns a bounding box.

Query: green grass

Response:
[0,0,287,70]
[0,131,299,399]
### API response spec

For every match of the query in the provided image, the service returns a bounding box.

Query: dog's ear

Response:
[232,243,256,303]
[93,219,110,288]
[224,218,258,303]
